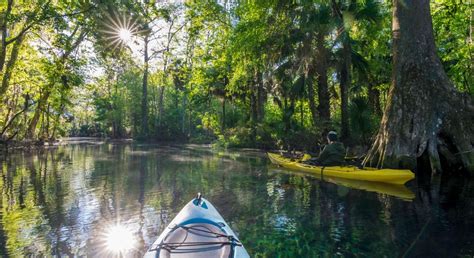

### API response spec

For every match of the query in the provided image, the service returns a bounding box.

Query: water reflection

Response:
[268,168,416,200]
[0,143,473,257]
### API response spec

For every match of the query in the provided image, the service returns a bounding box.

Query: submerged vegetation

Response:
[0,0,472,171]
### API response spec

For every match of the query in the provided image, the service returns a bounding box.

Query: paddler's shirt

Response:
[318,142,346,166]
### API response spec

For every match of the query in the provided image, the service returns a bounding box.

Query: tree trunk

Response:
[26,90,51,139]
[281,96,295,134]
[340,38,351,143]
[250,91,258,124]
[0,103,29,138]
[158,18,180,128]
[157,81,165,127]
[306,68,318,126]
[45,103,50,138]
[50,104,64,140]
[141,34,149,136]
[368,82,382,117]
[302,34,319,127]
[315,33,331,125]
[256,72,265,122]
[0,0,13,73]
[0,33,24,98]
[221,96,226,131]
[249,89,258,142]
[363,0,474,173]
[182,95,187,134]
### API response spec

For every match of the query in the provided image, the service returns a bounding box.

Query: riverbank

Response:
[1,136,370,164]
[0,137,132,155]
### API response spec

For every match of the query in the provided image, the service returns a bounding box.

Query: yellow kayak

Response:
[269,169,415,200]
[267,152,415,185]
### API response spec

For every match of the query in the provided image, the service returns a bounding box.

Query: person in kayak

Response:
[306,131,346,166]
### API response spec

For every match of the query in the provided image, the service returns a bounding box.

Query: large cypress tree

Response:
[364,0,474,173]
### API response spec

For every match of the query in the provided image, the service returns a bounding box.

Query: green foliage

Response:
[432,0,473,94]
[0,0,470,151]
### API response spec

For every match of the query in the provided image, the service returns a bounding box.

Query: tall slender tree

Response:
[331,0,381,143]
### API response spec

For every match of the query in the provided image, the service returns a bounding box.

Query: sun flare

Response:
[104,224,136,254]
[118,28,132,43]
[99,11,144,50]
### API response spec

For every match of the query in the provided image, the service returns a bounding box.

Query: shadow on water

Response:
[402,169,474,257]
[0,142,473,257]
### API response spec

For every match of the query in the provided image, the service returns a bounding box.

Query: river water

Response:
[0,141,473,257]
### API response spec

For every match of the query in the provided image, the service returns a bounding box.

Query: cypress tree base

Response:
[363,0,474,174]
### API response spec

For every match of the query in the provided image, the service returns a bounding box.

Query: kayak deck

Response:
[268,152,415,185]
[144,195,250,258]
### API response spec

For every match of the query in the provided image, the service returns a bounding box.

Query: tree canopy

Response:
[0,0,472,170]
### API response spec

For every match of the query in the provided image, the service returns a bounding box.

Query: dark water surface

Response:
[0,141,473,257]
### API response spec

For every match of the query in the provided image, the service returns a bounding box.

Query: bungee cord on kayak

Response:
[150,224,243,252]
[144,195,250,258]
